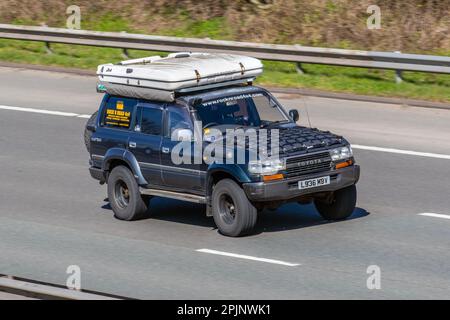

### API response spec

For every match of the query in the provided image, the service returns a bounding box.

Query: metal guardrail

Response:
[0,23,449,79]
[0,275,123,300]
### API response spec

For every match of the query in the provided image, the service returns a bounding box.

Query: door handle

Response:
[129,141,137,148]
[162,147,170,154]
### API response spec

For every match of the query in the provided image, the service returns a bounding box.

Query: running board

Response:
[140,188,206,204]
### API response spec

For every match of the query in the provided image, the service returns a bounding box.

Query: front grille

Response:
[285,151,332,178]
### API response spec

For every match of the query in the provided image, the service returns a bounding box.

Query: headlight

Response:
[330,145,353,161]
[248,159,285,175]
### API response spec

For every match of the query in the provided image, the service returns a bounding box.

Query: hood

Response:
[277,126,345,155]
[203,124,345,158]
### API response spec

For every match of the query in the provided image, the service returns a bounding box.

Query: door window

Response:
[101,96,136,129]
[166,105,193,138]
[135,104,163,136]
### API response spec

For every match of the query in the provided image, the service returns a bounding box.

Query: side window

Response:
[101,96,136,129]
[167,105,193,138]
[137,105,163,135]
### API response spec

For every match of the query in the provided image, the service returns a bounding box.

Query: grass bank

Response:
[1,38,448,102]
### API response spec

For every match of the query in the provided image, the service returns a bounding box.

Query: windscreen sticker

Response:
[105,101,131,127]
[201,93,263,107]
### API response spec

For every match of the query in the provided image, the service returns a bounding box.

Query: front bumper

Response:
[243,165,360,202]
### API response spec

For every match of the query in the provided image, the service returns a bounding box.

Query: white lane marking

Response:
[196,249,300,267]
[352,144,450,160]
[0,105,79,117]
[0,105,91,119]
[1,104,450,161]
[418,213,450,220]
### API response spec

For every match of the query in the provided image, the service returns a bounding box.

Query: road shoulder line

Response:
[2,103,450,161]
[196,249,300,267]
[418,213,450,220]
[352,145,450,160]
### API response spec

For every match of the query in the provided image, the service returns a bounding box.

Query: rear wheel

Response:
[107,165,148,221]
[314,185,357,220]
[212,179,258,237]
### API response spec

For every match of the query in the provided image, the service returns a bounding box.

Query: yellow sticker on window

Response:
[105,107,131,128]
[116,101,124,110]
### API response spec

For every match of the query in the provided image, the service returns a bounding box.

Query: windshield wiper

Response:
[259,120,290,128]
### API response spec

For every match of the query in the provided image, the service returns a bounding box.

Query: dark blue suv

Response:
[85,85,360,236]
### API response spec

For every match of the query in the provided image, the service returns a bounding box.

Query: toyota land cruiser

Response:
[85,85,360,237]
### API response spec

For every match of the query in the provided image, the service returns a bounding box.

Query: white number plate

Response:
[298,176,330,190]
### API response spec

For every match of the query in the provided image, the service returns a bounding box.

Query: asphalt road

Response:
[0,67,450,299]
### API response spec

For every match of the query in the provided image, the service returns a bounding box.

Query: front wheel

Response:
[212,179,258,237]
[107,165,149,221]
[314,185,357,220]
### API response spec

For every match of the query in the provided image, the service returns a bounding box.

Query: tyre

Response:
[84,111,98,153]
[212,179,258,237]
[314,185,357,220]
[107,165,148,221]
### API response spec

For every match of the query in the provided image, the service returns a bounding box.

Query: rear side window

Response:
[101,96,136,129]
[136,104,163,135]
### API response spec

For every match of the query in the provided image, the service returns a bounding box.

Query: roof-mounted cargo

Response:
[96,52,263,102]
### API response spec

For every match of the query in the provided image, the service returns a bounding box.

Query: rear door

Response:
[90,95,136,165]
[128,102,165,186]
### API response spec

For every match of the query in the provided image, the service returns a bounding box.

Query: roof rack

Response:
[97,52,263,102]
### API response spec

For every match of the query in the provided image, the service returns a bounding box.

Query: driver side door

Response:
[160,103,204,194]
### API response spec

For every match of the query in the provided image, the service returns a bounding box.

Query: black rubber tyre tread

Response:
[107,165,148,221]
[212,179,258,237]
[314,185,357,220]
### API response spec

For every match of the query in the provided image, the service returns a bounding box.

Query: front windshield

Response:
[194,92,289,128]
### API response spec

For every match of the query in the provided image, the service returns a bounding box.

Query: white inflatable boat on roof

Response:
[97,52,263,102]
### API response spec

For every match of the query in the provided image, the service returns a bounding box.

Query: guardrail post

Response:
[294,44,306,74]
[394,51,403,84]
[395,69,403,84]
[44,42,53,54]
[39,23,53,55]
[296,62,305,74]
[120,31,130,59]
[122,48,129,59]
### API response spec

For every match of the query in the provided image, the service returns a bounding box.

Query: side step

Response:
[140,188,206,204]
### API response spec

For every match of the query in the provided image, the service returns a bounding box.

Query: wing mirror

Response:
[173,128,193,142]
[289,109,300,122]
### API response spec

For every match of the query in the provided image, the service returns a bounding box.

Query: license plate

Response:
[298,176,330,190]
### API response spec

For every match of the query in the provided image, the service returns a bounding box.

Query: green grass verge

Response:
[0,38,449,102]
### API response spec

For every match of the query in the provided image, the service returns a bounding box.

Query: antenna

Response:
[301,96,312,128]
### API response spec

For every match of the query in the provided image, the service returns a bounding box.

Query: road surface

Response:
[0,67,449,299]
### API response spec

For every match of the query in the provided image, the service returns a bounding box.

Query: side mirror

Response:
[173,128,193,142]
[289,109,300,122]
